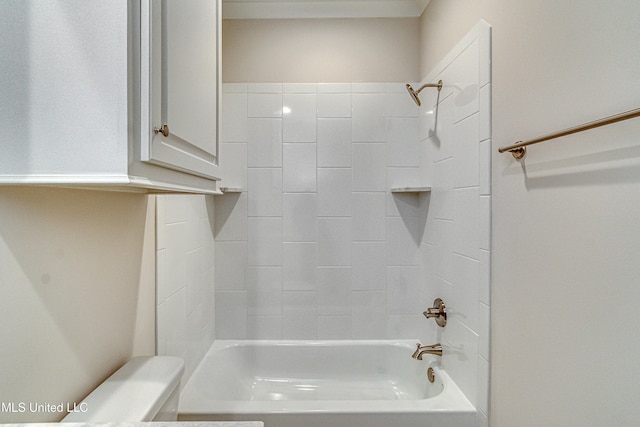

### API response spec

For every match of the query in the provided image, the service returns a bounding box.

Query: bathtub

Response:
[179,340,476,427]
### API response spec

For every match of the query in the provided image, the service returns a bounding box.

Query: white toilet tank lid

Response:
[62,356,184,422]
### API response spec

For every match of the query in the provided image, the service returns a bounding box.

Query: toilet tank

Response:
[61,356,184,422]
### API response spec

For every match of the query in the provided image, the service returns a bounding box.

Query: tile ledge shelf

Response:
[390,186,432,194]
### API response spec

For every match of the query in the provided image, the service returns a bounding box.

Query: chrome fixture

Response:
[405,80,443,106]
[411,343,443,360]
[423,298,447,327]
[427,367,435,383]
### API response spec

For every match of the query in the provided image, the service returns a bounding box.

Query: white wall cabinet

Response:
[0,0,221,194]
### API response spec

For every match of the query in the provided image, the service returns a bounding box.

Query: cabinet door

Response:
[142,0,220,180]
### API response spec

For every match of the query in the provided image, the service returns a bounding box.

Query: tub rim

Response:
[179,339,476,416]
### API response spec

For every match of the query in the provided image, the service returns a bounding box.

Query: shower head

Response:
[405,80,443,106]
[406,84,422,106]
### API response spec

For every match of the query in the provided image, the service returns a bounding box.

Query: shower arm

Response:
[413,81,443,94]
[406,80,443,106]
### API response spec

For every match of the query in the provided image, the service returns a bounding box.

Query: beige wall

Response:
[0,188,155,423]
[222,18,420,83]
[420,1,640,425]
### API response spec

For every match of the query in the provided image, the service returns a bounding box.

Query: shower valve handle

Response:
[422,298,447,327]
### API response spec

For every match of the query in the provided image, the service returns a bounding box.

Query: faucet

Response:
[411,343,443,360]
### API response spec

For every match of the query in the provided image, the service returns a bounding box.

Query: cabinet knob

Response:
[154,124,170,137]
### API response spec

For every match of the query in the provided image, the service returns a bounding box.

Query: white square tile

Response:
[318,316,352,339]
[317,93,351,118]
[186,270,205,332]
[248,217,282,266]
[215,291,247,339]
[386,91,419,118]
[430,218,454,282]
[248,83,282,93]
[282,291,317,339]
[248,118,282,167]
[441,319,479,406]
[283,83,317,93]
[479,140,491,199]
[387,118,420,167]
[386,190,422,218]
[156,248,169,304]
[246,266,282,316]
[477,412,489,427]
[317,118,352,168]
[453,187,480,260]
[214,241,247,290]
[432,158,454,220]
[420,242,435,285]
[221,93,248,142]
[283,242,317,291]
[386,315,424,339]
[317,83,351,93]
[352,143,386,191]
[156,301,167,355]
[452,253,480,331]
[479,195,491,251]
[453,113,480,188]
[386,217,421,266]
[352,192,386,241]
[448,40,480,123]
[352,94,386,142]
[387,266,423,315]
[164,195,188,224]
[248,315,282,339]
[479,249,490,305]
[248,168,283,217]
[214,192,248,241]
[478,302,490,360]
[155,195,166,249]
[432,275,454,314]
[479,25,491,87]
[223,83,247,93]
[352,83,386,93]
[317,267,352,315]
[479,84,491,142]
[283,94,317,142]
[386,167,422,191]
[317,168,352,217]
[352,291,386,339]
[283,143,317,192]
[317,218,352,266]
[165,288,187,357]
[430,95,455,162]
[164,222,187,296]
[477,355,490,417]
[283,193,317,242]
[219,143,247,189]
[385,83,406,93]
[351,242,386,290]
[248,93,282,118]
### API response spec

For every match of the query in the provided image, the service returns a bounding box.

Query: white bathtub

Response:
[179,340,476,427]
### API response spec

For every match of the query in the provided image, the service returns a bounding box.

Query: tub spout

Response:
[411,343,443,360]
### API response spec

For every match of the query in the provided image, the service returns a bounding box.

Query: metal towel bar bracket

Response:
[498,108,640,160]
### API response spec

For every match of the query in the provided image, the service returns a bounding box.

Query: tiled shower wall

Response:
[215,82,428,339]
[156,195,216,383]
[214,22,491,420]
[420,23,491,424]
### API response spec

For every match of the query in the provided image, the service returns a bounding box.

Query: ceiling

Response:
[222,0,432,19]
